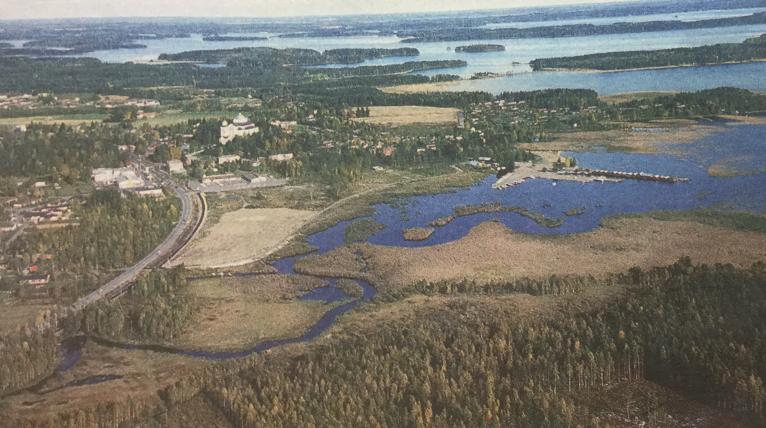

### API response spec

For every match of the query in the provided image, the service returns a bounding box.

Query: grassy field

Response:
[177,208,316,269]
[0,113,106,126]
[241,184,331,211]
[0,110,233,127]
[135,110,231,126]
[352,106,461,126]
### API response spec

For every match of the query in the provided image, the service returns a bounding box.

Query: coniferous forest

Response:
[6,260,762,427]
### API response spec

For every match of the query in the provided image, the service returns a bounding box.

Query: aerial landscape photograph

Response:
[1,0,766,426]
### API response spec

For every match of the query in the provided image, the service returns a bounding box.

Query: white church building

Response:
[220,113,259,145]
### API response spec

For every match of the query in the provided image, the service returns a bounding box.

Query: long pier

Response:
[569,168,690,183]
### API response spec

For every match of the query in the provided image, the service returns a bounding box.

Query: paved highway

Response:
[71,181,197,312]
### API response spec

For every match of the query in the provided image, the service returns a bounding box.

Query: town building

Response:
[91,167,145,190]
[218,154,241,165]
[270,120,298,132]
[202,174,241,185]
[22,274,50,288]
[268,153,294,162]
[134,188,165,198]
[167,160,186,174]
[220,113,259,145]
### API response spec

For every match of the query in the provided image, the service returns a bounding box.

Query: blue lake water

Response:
[344,123,766,247]
[443,61,766,96]
[66,7,766,95]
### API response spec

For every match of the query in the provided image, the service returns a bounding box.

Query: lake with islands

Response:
[66,8,766,95]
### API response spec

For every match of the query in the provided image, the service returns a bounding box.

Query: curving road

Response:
[71,183,197,312]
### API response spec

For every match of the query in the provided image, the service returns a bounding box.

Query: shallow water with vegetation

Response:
[57,123,766,366]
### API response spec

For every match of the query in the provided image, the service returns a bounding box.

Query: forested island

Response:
[400,12,766,42]
[158,46,420,66]
[202,35,268,42]
[531,33,766,71]
[0,54,466,101]
[455,44,506,53]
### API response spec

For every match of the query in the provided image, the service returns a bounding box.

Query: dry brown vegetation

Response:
[173,275,333,351]
[379,81,461,94]
[341,284,624,332]
[297,218,766,290]
[176,208,316,269]
[3,341,206,424]
[352,106,460,126]
[599,91,676,104]
[0,300,53,334]
[521,120,722,153]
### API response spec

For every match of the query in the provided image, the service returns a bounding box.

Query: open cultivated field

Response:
[380,81,461,94]
[0,113,106,126]
[177,208,316,269]
[296,217,766,290]
[352,106,461,126]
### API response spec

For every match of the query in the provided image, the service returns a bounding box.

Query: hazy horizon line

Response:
[0,0,637,22]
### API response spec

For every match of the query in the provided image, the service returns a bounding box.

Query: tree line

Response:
[11,189,180,298]
[532,33,766,71]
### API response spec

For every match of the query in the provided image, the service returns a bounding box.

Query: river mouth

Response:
[53,123,766,373]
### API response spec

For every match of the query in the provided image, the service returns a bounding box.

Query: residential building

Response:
[167,160,185,174]
[22,274,50,288]
[218,154,241,165]
[92,167,145,190]
[135,188,165,198]
[268,153,294,162]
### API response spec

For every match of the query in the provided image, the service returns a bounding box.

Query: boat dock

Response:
[569,168,690,183]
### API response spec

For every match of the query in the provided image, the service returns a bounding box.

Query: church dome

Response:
[233,113,250,126]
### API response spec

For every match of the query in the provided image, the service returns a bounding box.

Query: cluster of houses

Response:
[270,120,298,132]
[1,197,76,234]
[0,93,161,113]
[19,255,55,288]
[467,157,500,169]
[20,199,73,227]
[0,252,55,294]
[91,167,165,198]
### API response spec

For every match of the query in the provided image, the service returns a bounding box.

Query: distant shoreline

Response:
[536,58,766,73]
[382,59,766,94]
